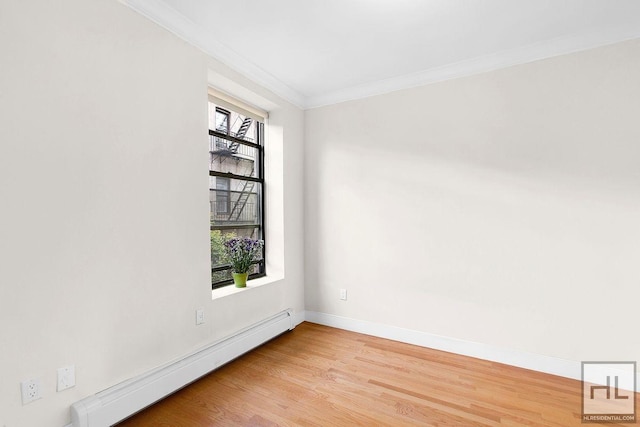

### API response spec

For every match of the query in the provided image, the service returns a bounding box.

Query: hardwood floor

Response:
[117,322,637,426]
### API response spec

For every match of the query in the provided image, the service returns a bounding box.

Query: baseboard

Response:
[71,309,297,427]
[305,311,640,391]
[291,310,306,328]
[304,311,584,379]
[68,308,634,426]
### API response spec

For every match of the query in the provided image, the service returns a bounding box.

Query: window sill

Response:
[211,274,284,300]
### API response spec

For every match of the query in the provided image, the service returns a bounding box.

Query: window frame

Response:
[215,177,230,214]
[209,102,266,290]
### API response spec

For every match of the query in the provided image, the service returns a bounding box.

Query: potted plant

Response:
[222,236,264,288]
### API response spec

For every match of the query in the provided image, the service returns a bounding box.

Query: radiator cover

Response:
[71,309,295,427]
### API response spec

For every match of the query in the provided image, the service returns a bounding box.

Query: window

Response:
[209,93,266,289]
[215,177,230,214]
[215,107,229,134]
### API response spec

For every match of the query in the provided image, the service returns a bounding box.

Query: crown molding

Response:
[121,0,640,110]
[305,27,640,109]
[120,0,307,109]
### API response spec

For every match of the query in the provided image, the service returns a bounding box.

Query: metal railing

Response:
[217,119,255,142]
[209,136,256,158]
[210,201,258,224]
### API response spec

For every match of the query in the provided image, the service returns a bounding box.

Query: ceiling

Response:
[124,0,640,109]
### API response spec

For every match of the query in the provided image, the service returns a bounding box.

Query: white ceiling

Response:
[124,0,640,108]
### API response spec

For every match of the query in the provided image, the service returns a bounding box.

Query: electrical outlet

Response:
[57,365,75,392]
[196,309,205,325]
[21,378,42,405]
[339,288,347,300]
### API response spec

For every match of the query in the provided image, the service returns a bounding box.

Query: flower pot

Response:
[232,272,249,288]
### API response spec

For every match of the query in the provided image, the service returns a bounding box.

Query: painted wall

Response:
[305,40,640,367]
[0,0,304,426]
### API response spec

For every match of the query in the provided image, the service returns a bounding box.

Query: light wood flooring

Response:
[117,322,638,426]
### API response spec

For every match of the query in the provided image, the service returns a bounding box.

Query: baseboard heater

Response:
[71,309,295,427]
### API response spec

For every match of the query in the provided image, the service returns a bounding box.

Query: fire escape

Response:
[211,112,255,224]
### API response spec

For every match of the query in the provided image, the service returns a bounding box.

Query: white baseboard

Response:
[304,311,583,380]
[68,308,635,427]
[291,310,306,328]
[71,309,297,427]
[304,311,640,392]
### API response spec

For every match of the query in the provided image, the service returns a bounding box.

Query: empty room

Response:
[1,0,640,426]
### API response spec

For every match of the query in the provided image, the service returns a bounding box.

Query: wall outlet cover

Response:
[196,309,205,325]
[57,365,76,392]
[21,378,42,404]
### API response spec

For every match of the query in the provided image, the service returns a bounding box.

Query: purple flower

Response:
[222,236,264,274]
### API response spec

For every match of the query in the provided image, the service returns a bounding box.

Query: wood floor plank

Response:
[117,322,638,426]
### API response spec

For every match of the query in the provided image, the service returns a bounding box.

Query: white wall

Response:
[0,0,304,426]
[305,40,640,367]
